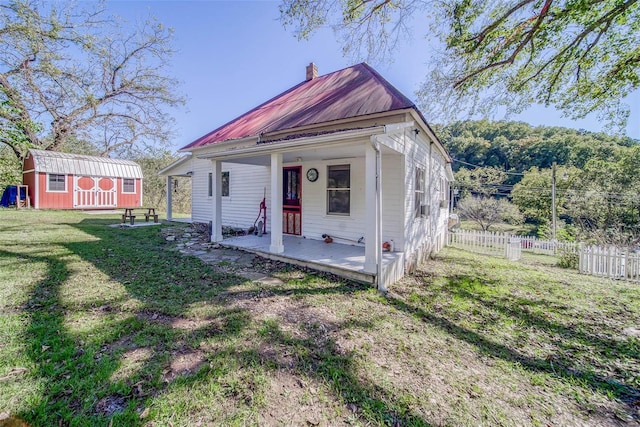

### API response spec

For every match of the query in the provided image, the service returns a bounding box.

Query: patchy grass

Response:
[0,210,638,426]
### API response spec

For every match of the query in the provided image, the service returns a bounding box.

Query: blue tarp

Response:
[0,186,27,207]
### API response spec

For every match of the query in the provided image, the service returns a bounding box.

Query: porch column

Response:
[166,175,173,221]
[364,143,378,273]
[210,160,224,242]
[270,153,284,253]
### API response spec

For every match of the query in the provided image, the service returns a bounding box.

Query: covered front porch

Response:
[198,124,414,291]
[222,234,404,286]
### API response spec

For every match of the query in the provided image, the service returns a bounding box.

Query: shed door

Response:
[74,176,117,208]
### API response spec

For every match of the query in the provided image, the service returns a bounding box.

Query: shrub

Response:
[558,248,579,269]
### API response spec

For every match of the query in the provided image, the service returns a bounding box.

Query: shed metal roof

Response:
[182,63,418,150]
[28,149,143,179]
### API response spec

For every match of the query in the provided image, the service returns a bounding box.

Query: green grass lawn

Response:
[0,210,638,426]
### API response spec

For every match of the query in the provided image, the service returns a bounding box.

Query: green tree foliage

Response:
[444,120,639,243]
[0,144,21,190]
[0,0,183,161]
[279,0,639,130]
[442,120,636,186]
[565,151,640,244]
[455,166,507,197]
[511,165,578,224]
[457,195,523,231]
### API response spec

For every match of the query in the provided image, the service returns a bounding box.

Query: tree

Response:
[457,195,523,231]
[0,0,183,160]
[511,165,578,224]
[454,166,507,197]
[0,144,21,190]
[280,0,639,130]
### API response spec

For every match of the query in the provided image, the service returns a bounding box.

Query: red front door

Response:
[283,166,302,235]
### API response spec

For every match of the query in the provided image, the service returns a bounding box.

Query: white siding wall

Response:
[189,157,211,223]
[190,158,271,229]
[381,154,405,250]
[299,159,366,243]
[403,132,451,270]
[403,132,430,258]
[293,155,405,246]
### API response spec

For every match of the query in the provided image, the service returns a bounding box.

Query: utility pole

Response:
[551,162,557,241]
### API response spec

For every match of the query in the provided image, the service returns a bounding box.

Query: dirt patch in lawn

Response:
[157,224,640,426]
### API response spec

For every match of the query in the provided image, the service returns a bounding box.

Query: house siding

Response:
[381,153,405,250]
[402,131,451,271]
[190,158,271,229]
[299,158,366,243]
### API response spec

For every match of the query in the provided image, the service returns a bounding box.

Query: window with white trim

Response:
[208,172,213,197]
[47,174,66,192]
[327,164,350,215]
[222,171,229,197]
[414,167,425,218]
[122,178,135,194]
[440,177,449,208]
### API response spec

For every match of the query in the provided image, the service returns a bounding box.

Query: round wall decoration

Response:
[306,168,319,182]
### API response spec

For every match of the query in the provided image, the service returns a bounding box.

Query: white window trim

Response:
[326,164,351,216]
[414,166,425,219]
[222,171,230,198]
[122,178,136,194]
[46,173,67,193]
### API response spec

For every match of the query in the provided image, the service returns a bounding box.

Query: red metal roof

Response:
[181,63,417,150]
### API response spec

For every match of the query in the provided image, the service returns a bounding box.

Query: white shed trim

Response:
[28,149,142,179]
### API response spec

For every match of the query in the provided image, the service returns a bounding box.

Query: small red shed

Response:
[23,149,143,210]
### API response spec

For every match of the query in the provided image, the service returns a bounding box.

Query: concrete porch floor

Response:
[221,234,404,285]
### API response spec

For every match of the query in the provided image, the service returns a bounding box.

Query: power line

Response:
[453,158,526,176]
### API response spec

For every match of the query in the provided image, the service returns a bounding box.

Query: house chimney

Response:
[305,62,318,81]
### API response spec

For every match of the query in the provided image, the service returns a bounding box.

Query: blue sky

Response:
[109,1,639,152]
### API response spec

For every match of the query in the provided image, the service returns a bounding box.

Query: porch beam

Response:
[270,153,284,253]
[210,160,223,242]
[166,175,173,221]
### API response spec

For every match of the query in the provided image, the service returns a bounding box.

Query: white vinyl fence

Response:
[579,245,640,283]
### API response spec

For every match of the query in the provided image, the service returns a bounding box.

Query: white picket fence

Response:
[448,229,640,283]
[579,245,640,283]
[448,230,522,260]
[518,236,578,255]
[448,230,578,256]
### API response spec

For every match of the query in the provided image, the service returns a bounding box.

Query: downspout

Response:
[369,135,384,293]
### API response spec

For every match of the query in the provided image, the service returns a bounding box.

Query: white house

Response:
[160,63,453,290]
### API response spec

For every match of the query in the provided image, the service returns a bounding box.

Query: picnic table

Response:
[122,207,158,225]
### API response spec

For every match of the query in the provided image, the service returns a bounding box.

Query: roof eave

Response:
[196,126,387,161]
[158,154,193,176]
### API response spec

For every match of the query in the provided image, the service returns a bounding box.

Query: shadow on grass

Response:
[6,217,432,426]
[389,266,640,412]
